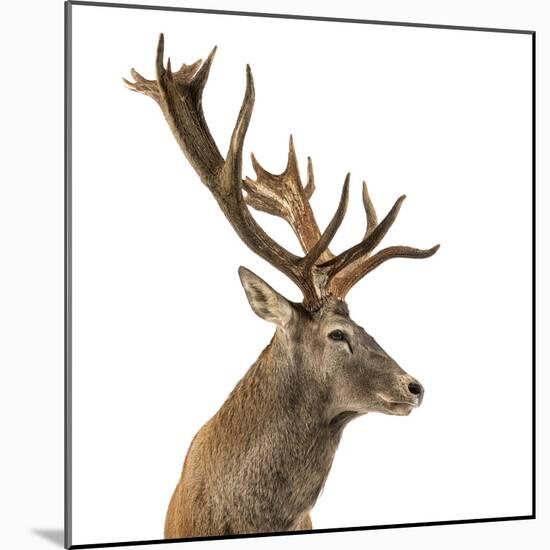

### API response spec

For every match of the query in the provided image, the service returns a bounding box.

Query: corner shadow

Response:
[32,529,64,547]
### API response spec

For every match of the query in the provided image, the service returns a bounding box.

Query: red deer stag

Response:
[124,34,439,539]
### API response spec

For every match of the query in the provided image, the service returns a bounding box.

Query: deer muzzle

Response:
[376,375,424,415]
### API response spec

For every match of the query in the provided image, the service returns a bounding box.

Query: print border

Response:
[64,1,536,548]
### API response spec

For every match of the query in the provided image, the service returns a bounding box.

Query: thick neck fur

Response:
[208,329,354,533]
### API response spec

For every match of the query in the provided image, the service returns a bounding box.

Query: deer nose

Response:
[407,381,424,402]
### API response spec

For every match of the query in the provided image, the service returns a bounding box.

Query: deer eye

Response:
[329,330,346,341]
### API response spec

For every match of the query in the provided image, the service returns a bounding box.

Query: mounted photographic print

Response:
[65,1,535,548]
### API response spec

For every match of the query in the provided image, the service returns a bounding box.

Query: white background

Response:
[69,4,533,545]
[0,1,546,550]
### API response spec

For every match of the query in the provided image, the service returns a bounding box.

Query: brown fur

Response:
[165,336,329,537]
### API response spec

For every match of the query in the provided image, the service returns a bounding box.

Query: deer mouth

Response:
[376,395,419,416]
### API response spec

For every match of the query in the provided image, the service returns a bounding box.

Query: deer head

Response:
[239,267,424,418]
[124,34,438,421]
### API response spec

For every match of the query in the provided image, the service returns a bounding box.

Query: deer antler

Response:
[245,139,439,298]
[124,36,439,308]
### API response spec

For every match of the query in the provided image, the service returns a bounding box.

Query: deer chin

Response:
[376,394,419,416]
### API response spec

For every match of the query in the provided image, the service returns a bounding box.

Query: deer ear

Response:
[238,266,294,326]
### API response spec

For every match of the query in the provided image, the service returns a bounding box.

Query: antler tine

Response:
[362,181,378,238]
[304,157,315,199]
[223,64,255,192]
[303,174,349,269]
[331,244,440,297]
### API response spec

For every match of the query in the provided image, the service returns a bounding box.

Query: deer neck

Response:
[244,330,339,433]
[215,330,353,527]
